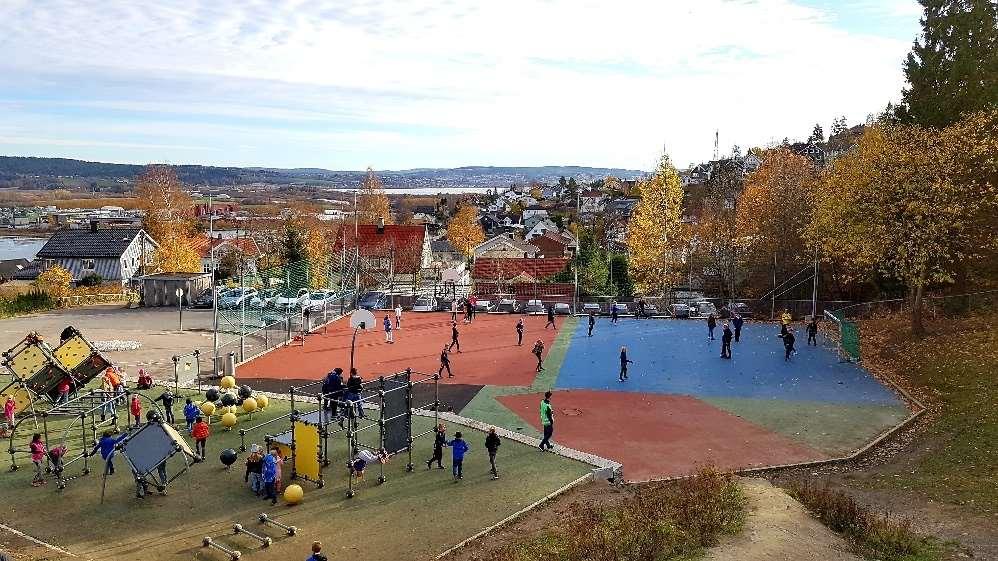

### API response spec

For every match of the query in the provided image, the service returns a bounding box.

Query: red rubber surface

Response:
[497,390,829,481]
[237,312,562,387]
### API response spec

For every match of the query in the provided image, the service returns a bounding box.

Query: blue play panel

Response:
[554,318,904,405]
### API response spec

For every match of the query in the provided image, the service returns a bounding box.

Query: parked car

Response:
[669,303,691,318]
[581,302,601,315]
[218,287,257,309]
[553,302,572,315]
[412,296,437,312]
[359,291,388,310]
[249,288,280,309]
[273,288,309,312]
[728,302,753,318]
[642,303,659,316]
[690,300,718,318]
[472,299,493,312]
[191,288,217,309]
[523,299,545,314]
[306,290,337,311]
[496,298,519,313]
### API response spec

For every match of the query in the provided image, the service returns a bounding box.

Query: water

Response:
[0,237,47,260]
[329,187,494,195]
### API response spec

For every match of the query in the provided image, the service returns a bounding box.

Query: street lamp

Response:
[176,287,185,331]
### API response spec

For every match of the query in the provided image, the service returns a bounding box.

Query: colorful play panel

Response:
[240,314,911,481]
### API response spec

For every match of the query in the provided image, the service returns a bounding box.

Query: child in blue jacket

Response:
[91,430,128,475]
[449,432,469,480]
[183,398,199,433]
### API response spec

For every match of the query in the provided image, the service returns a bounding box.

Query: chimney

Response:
[90,220,99,233]
[377,217,385,234]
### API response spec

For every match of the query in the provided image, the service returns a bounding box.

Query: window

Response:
[81,259,95,270]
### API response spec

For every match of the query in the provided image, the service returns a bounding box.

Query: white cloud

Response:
[0,0,920,170]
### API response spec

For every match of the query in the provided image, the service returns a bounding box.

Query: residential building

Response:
[525,218,559,241]
[579,189,606,215]
[195,235,263,276]
[472,235,539,259]
[472,257,570,283]
[531,231,578,258]
[30,222,157,284]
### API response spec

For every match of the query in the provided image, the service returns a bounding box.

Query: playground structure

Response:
[116,419,199,500]
[202,512,298,560]
[249,368,440,497]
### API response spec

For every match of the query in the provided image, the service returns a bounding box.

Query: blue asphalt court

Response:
[554,317,905,406]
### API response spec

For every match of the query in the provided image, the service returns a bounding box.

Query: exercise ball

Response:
[200,401,216,416]
[221,392,237,407]
[242,397,257,413]
[219,448,238,467]
[205,388,220,402]
[220,376,236,390]
[283,484,304,505]
[221,412,238,427]
[237,385,253,399]
[255,394,269,409]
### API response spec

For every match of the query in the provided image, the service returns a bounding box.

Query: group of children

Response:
[425,423,502,481]
[243,443,285,505]
[701,309,820,362]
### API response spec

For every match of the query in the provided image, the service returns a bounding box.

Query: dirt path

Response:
[704,478,861,561]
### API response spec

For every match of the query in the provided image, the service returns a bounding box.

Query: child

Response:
[155,390,176,424]
[707,313,717,341]
[449,322,461,353]
[516,318,524,346]
[545,306,556,329]
[383,314,394,343]
[183,398,199,433]
[306,541,328,561]
[129,395,142,427]
[1,395,15,438]
[448,432,469,480]
[244,445,263,496]
[619,346,633,382]
[92,429,128,475]
[192,416,210,459]
[29,433,46,486]
[438,346,453,378]
[807,318,818,346]
[262,449,278,505]
[588,311,596,337]
[394,304,403,330]
[48,444,67,480]
[721,323,733,359]
[783,329,796,361]
[532,340,545,372]
[350,448,388,479]
[485,427,501,480]
[610,303,619,324]
[136,369,153,390]
[56,376,72,404]
[426,423,446,469]
[274,450,285,493]
[732,314,744,342]
[100,375,117,423]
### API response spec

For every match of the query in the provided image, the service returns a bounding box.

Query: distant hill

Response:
[0,156,645,189]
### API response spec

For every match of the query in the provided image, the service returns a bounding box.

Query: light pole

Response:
[176,287,184,331]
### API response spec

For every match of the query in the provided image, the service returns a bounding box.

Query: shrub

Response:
[78,273,103,287]
[0,290,55,318]
[34,265,72,298]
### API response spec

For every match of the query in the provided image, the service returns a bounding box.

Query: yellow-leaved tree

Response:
[357,168,393,225]
[282,202,332,288]
[447,203,485,257]
[626,154,686,294]
[135,165,201,273]
[35,265,72,298]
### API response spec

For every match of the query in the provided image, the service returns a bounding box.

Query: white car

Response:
[249,288,280,308]
[306,290,337,310]
[412,296,437,312]
[581,302,601,315]
[273,288,309,312]
[553,302,572,315]
[523,299,545,314]
[218,287,257,309]
[690,301,718,318]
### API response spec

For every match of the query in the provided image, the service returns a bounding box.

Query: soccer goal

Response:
[823,309,860,363]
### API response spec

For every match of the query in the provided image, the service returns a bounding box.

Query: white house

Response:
[525,218,559,241]
[33,222,158,284]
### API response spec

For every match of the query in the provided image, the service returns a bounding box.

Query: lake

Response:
[0,237,47,261]
[329,187,493,195]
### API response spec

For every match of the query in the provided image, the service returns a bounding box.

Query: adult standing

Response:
[394,303,403,330]
[154,389,176,424]
[731,314,744,342]
[449,321,461,353]
[619,346,632,382]
[426,423,446,469]
[516,318,524,346]
[346,368,365,418]
[321,368,344,421]
[450,299,459,322]
[806,318,818,346]
[610,303,619,324]
[783,329,796,361]
[720,323,733,359]
[538,392,554,451]
[707,313,717,341]
[637,299,646,318]
[588,311,596,337]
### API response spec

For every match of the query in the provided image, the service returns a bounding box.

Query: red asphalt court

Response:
[497,390,829,481]
[237,312,562,386]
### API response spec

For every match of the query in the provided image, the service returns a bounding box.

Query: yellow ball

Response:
[229,406,239,415]
[242,397,257,413]
[283,484,304,505]
[221,412,238,427]
[255,394,269,409]
[200,401,216,416]
[220,376,236,390]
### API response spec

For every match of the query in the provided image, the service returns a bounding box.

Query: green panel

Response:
[841,321,861,360]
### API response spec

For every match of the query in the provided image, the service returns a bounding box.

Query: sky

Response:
[0,0,923,172]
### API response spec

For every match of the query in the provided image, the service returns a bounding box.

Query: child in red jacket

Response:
[191,416,210,460]
[129,395,142,427]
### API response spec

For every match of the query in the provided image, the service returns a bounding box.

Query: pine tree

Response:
[809,124,824,143]
[899,0,998,127]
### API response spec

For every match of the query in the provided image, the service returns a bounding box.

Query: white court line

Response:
[0,522,78,557]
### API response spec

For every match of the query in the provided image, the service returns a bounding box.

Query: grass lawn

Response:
[0,386,591,561]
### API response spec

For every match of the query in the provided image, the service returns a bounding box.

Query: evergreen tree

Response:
[808,124,824,143]
[899,0,998,127]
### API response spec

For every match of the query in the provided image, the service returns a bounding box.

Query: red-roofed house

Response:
[531,231,578,258]
[472,257,570,283]
[331,222,432,289]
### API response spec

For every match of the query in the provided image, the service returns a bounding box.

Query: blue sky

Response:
[0,0,922,172]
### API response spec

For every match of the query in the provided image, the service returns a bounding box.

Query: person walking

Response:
[783,328,796,361]
[192,416,210,459]
[532,340,545,372]
[394,303,403,330]
[154,389,176,424]
[707,313,717,341]
[183,398,198,433]
[383,314,394,344]
[448,322,461,353]
[91,429,128,475]
[448,432,469,480]
[538,392,554,451]
[806,318,818,346]
[129,394,142,428]
[346,368,365,418]
[720,323,733,359]
[619,346,633,382]
[732,314,744,342]
[610,303,619,324]
[588,311,596,337]
[516,318,524,346]
[545,305,556,329]
[438,346,453,378]
[426,423,446,469]
[485,427,501,480]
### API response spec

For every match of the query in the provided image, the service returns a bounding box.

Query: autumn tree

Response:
[356,168,393,225]
[446,203,485,257]
[281,202,333,288]
[35,265,72,298]
[625,154,686,294]
[135,165,200,273]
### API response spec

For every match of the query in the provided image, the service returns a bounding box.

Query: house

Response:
[0,258,31,280]
[742,152,763,173]
[430,239,464,267]
[521,206,549,220]
[472,235,539,259]
[195,235,263,276]
[789,141,825,167]
[333,221,432,289]
[32,222,157,284]
[472,257,570,283]
[579,190,605,215]
[531,231,579,258]
[525,218,559,241]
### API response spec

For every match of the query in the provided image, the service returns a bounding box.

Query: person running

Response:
[183,398,198,433]
[346,368,365,418]
[394,303,403,330]
[154,389,176,424]
[192,416,210,459]
[610,303,619,324]
[732,314,744,342]
[438,346,453,378]
[383,314,394,344]
[720,323,733,359]
[448,432,469,480]
[783,328,796,361]
[29,434,46,486]
[485,427,501,480]
[588,311,596,337]
[532,340,545,372]
[545,305,556,329]
[516,318,524,346]
[619,346,633,382]
[538,392,554,451]
[448,322,461,353]
[806,318,818,346]
[707,313,717,341]
[426,423,447,469]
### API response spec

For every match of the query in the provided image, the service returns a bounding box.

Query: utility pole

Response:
[811,248,819,318]
[210,193,219,372]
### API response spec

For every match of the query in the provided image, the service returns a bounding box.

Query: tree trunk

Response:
[910,269,928,337]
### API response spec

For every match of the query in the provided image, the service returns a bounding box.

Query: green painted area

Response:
[459,316,578,438]
[701,396,911,456]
